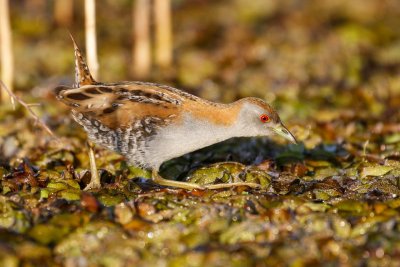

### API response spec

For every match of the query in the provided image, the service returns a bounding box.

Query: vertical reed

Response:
[0,0,13,103]
[54,0,74,27]
[85,0,99,79]
[132,0,151,78]
[154,0,172,68]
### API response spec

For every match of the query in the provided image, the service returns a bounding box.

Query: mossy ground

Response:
[1,1,400,266]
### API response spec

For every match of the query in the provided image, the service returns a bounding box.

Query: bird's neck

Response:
[181,100,242,128]
[178,101,251,143]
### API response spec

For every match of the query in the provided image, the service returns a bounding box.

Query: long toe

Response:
[151,170,205,190]
[204,182,261,190]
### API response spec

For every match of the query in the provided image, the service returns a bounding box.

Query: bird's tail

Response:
[69,33,97,88]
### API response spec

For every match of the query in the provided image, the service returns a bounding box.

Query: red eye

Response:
[260,114,270,123]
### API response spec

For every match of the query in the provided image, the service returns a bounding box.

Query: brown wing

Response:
[57,83,186,129]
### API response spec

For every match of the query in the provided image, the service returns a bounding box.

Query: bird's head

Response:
[235,97,297,144]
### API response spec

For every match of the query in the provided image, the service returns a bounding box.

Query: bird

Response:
[56,36,297,190]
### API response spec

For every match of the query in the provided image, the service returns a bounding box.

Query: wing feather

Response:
[57,83,183,129]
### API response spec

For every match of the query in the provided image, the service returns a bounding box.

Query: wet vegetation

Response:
[1,0,400,266]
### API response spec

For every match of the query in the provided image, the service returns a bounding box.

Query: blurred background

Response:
[2,1,400,266]
[1,0,399,123]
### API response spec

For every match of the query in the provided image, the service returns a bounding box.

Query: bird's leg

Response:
[84,140,101,190]
[151,170,205,190]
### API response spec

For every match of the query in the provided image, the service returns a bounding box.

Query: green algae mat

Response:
[1,0,400,266]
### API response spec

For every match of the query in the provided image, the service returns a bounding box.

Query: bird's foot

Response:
[84,180,101,191]
[151,170,205,190]
[203,182,261,190]
[151,170,261,190]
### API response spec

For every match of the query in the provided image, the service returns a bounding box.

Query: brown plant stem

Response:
[0,0,14,104]
[154,0,172,68]
[132,0,151,78]
[85,0,99,79]
[54,0,74,27]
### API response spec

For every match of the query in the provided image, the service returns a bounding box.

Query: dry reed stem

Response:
[85,0,99,79]
[0,0,14,104]
[132,0,151,78]
[54,0,74,27]
[154,0,172,68]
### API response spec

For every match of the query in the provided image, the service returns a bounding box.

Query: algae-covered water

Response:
[1,1,400,266]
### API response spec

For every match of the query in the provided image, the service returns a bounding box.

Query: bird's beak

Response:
[272,124,298,144]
